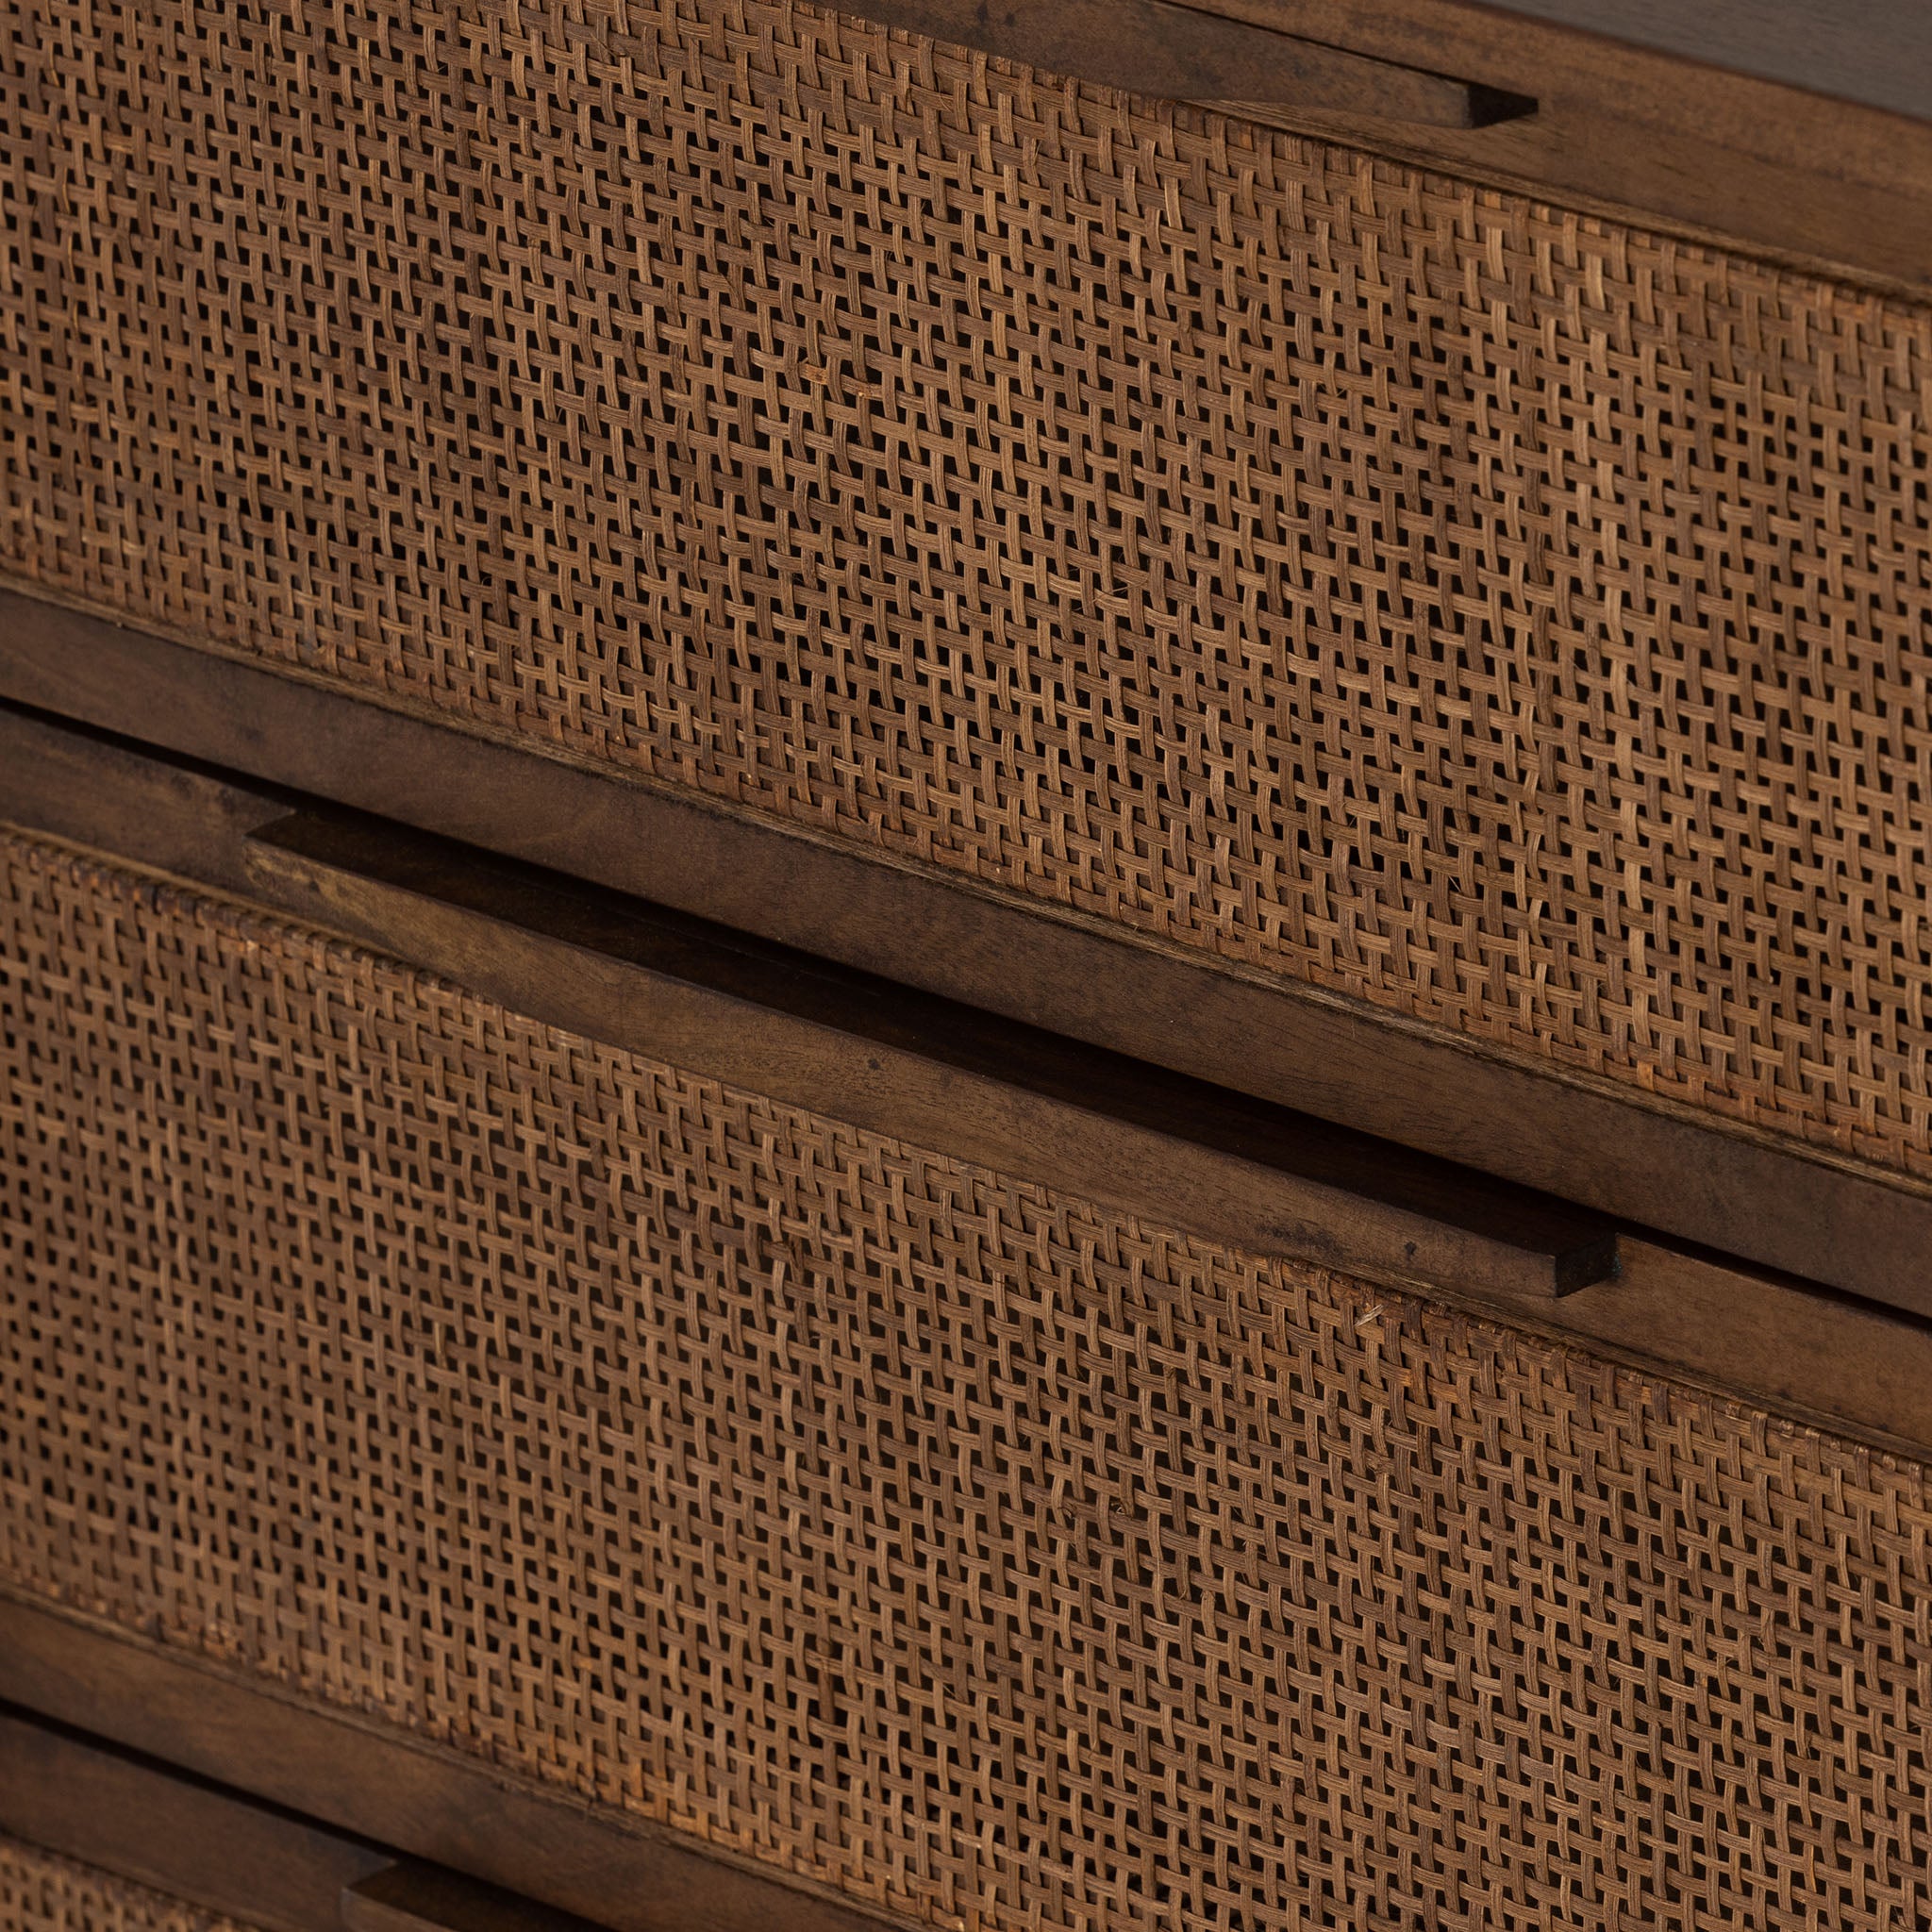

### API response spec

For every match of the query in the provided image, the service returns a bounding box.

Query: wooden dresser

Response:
[4,5,1931,1928]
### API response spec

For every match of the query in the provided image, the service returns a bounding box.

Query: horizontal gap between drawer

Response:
[0,1687,829,1932]
[5,694,1932,1457]
[0,693,1613,1302]
[0,1704,387,1932]
[0,585,1926,1314]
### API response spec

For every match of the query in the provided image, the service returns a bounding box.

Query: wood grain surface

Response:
[903,0,1932,287]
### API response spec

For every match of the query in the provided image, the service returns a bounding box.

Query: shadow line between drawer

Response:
[0,692,1613,1304]
[13,696,1932,1456]
[0,588,1925,1312]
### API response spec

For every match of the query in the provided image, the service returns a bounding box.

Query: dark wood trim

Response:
[0,1705,611,1932]
[3,591,1927,1312]
[1446,0,1929,126]
[10,700,1932,1454]
[1522,1235,1932,1467]
[0,699,1618,1305]
[246,802,1624,1303]
[758,0,1932,291]
[0,1604,891,1932]
[340,1865,611,1932]
[827,1,1531,126]
[1179,0,1932,292]
[853,0,1932,137]
[0,1707,387,1932]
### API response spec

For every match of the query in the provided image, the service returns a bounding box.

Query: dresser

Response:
[4,4,1932,1928]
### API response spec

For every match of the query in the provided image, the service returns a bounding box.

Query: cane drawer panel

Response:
[4,0,1931,1188]
[3,821,1931,1932]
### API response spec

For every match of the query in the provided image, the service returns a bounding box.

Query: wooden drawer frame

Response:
[0,1691,804,1932]
[7,2,1931,1272]
[9,702,1932,1928]
[5,600,1931,1322]
[2,694,1928,1457]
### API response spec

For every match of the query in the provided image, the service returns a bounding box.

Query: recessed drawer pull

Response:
[341,1865,604,1932]
[841,0,1535,125]
[237,799,1617,1304]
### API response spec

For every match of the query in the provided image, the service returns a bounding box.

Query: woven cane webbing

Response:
[4,2,1931,1182]
[0,1837,265,1932]
[5,825,1932,1932]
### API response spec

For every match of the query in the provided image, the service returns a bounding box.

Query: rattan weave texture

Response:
[4,825,1931,1932]
[0,1837,264,1932]
[5,1,1932,1181]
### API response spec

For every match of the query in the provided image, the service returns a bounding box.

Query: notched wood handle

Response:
[843,0,1535,126]
[341,1864,607,1932]
[240,805,1619,1302]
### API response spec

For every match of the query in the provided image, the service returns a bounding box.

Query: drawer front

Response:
[5,818,1932,1932]
[1,1837,268,1932]
[0,1707,636,1932]
[6,1,1932,1187]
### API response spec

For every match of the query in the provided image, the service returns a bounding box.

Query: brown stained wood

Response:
[0,1607,890,1932]
[2,609,1927,1312]
[9,700,1932,1453]
[832,0,1531,125]
[0,701,1617,1302]
[3,0,1930,1323]
[14,795,1932,1924]
[12,1238,1932,1927]
[1463,0,1932,123]
[341,1866,608,1932]
[825,0,1932,287]
[0,1708,388,1932]
[1551,1238,1932,1460]
[1152,0,1932,289]
[0,690,294,895]
[3,11,1929,1229]
[264,806,1620,1297]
